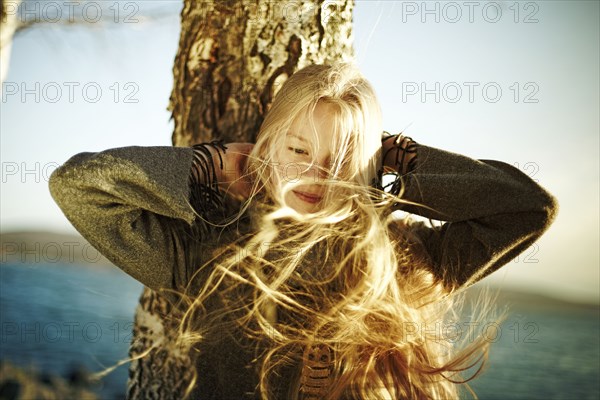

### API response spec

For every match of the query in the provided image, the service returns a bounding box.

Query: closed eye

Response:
[288,147,309,156]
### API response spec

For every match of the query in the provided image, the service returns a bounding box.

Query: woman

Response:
[49,64,558,399]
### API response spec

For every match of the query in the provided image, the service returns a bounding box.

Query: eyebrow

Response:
[288,132,308,143]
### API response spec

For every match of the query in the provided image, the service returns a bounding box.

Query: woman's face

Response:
[272,102,336,214]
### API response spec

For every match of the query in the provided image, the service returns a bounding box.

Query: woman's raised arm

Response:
[48,143,235,293]
[381,133,559,290]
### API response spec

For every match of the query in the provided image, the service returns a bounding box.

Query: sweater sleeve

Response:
[384,136,559,290]
[48,145,223,293]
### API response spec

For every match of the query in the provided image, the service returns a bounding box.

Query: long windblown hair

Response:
[123,64,499,399]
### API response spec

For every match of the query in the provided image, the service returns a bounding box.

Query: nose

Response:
[306,156,331,182]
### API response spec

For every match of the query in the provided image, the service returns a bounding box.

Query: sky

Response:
[1,0,598,304]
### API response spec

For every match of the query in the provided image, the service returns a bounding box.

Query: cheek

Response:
[263,160,288,200]
[270,150,322,189]
[280,164,309,185]
[271,152,291,180]
[272,157,308,185]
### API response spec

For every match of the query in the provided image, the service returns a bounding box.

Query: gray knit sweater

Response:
[48,138,558,398]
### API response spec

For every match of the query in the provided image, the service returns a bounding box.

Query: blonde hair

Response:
[251,64,382,189]
[97,64,499,399]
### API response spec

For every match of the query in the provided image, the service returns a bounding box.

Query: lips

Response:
[292,190,323,204]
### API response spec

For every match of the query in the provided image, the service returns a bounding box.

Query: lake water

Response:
[1,262,598,399]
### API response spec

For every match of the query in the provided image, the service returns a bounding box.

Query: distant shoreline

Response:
[1,229,599,310]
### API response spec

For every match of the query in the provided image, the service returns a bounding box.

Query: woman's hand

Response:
[215,142,255,199]
[382,134,417,175]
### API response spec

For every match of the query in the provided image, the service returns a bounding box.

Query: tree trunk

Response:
[126,1,354,398]
[169,0,354,146]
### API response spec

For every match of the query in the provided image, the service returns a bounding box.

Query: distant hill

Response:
[1,230,598,311]
[464,285,599,313]
[0,230,113,267]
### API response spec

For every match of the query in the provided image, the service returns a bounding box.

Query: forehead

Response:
[287,103,337,149]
